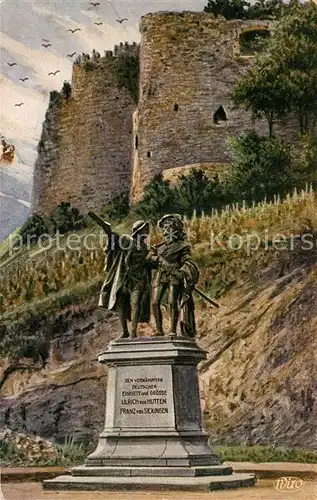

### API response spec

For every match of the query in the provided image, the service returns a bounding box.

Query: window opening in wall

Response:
[213,106,227,125]
[147,151,152,158]
[173,103,179,112]
[135,135,138,149]
[239,29,271,56]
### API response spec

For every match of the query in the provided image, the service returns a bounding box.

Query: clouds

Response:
[0,0,206,239]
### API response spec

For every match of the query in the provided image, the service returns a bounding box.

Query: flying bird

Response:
[7,62,17,67]
[19,77,29,82]
[94,22,103,25]
[116,18,128,24]
[90,2,100,6]
[48,70,61,75]
[67,52,77,57]
[14,103,24,107]
[42,38,50,42]
[41,43,52,48]
[67,28,81,33]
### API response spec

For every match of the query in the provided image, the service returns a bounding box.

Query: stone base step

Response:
[43,473,256,491]
[72,464,233,477]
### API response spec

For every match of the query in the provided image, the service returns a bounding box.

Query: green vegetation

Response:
[214,444,317,464]
[239,29,271,56]
[100,191,130,222]
[136,174,177,221]
[53,436,87,466]
[61,81,72,100]
[0,435,86,467]
[16,202,87,249]
[227,133,298,204]
[2,434,317,466]
[233,2,317,136]
[49,90,61,106]
[204,0,286,20]
[51,202,87,234]
[1,187,316,323]
[19,214,50,245]
[114,51,139,103]
[136,135,317,220]
[83,60,95,72]
[0,277,102,361]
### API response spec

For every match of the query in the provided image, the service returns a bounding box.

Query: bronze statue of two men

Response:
[89,213,200,340]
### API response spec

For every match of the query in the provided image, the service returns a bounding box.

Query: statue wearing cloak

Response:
[98,221,152,338]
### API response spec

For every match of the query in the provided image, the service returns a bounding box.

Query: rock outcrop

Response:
[1,255,317,449]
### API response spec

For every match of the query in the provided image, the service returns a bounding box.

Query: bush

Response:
[294,134,317,188]
[51,202,86,234]
[61,81,72,100]
[136,174,177,221]
[114,53,139,103]
[226,133,296,204]
[19,214,50,246]
[136,170,227,220]
[49,90,61,107]
[175,169,225,216]
[102,191,130,221]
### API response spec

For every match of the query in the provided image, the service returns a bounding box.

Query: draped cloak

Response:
[98,232,151,323]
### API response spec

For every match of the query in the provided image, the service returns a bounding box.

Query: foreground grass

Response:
[2,439,317,467]
[214,444,317,464]
[0,436,87,467]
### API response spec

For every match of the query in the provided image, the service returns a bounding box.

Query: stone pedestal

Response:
[43,337,256,491]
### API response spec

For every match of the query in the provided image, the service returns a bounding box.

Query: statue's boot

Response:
[118,330,129,339]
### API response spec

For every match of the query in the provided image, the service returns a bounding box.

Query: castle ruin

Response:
[31,11,298,215]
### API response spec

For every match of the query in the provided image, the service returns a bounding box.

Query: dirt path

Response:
[1,480,316,500]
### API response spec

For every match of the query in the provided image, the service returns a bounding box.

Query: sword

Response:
[193,287,220,308]
[88,211,111,235]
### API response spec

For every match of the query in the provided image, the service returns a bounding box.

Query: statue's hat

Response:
[131,220,149,237]
[157,213,183,228]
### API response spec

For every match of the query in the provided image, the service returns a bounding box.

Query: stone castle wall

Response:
[32,12,299,212]
[131,11,298,201]
[31,45,137,215]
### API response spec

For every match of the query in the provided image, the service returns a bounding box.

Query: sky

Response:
[0,0,206,239]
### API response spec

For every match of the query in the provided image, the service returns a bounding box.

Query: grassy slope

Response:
[1,189,317,453]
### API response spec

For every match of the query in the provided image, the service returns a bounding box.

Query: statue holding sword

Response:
[150,214,219,338]
[89,211,219,340]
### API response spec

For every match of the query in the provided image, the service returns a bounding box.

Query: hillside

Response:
[1,189,317,448]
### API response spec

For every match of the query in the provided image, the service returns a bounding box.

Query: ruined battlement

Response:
[31,43,138,215]
[32,11,297,214]
[131,11,295,201]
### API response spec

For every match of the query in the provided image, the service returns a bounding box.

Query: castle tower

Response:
[31,45,138,215]
[131,12,275,201]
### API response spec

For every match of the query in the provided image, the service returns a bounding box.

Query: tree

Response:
[204,0,249,20]
[233,55,292,136]
[233,2,317,135]
[226,132,296,203]
[203,0,285,20]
